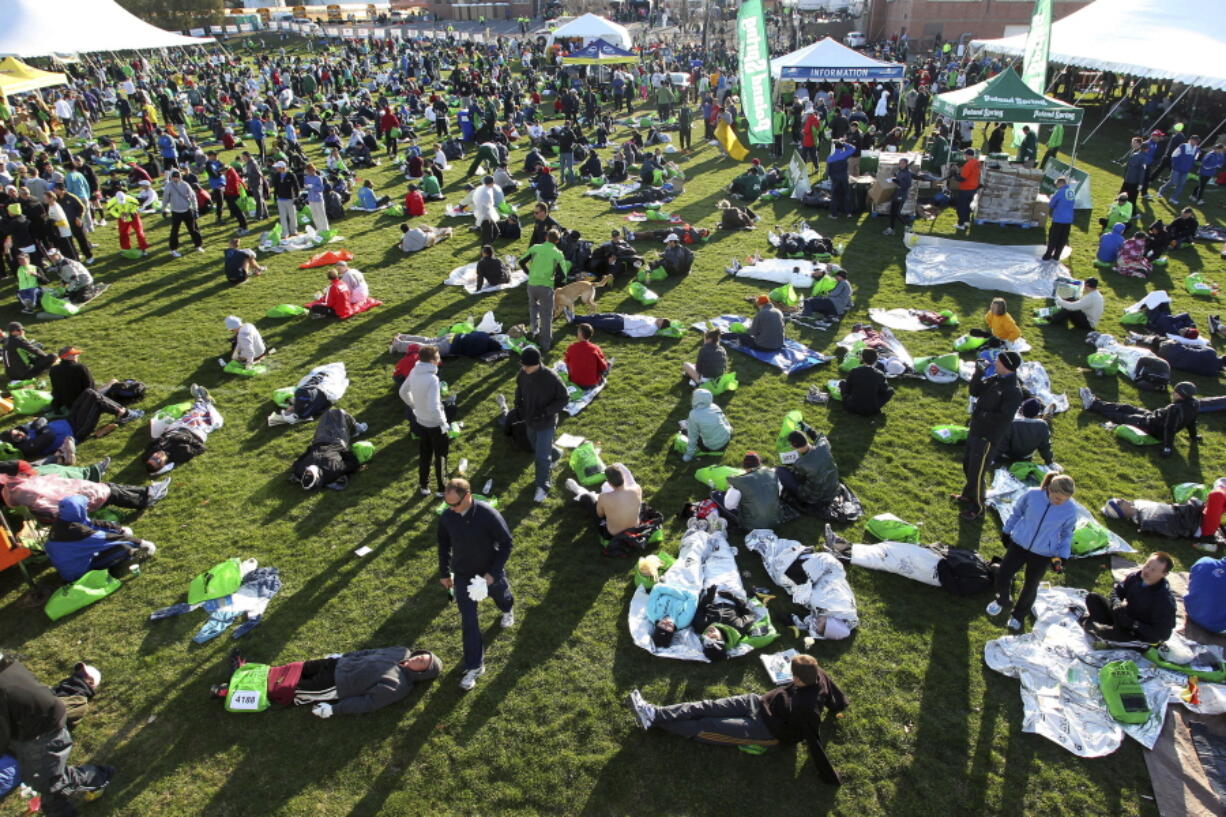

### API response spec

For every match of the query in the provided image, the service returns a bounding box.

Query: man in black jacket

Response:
[839,349,894,416]
[438,478,515,691]
[993,398,1054,467]
[49,348,118,415]
[1,653,113,816]
[627,653,846,784]
[3,322,56,381]
[271,161,300,238]
[1126,333,1226,377]
[956,351,1024,519]
[527,203,563,247]
[289,407,367,491]
[1080,381,1199,458]
[1080,552,1177,643]
[513,347,569,502]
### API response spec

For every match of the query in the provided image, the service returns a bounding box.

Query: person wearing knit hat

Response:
[1079,381,1200,458]
[745,294,785,352]
[955,351,1024,519]
[992,397,1055,468]
[514,345,569,502]
[221,315,267,369]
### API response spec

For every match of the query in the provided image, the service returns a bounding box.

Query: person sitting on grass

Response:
[625,653,847,785]
[1096,224,1127,267]
[356,178,391,210]
[716,199,757,230]
[679,388,732,463]
[1116,231,1152,278]
[144,385,222,475]
[1079,552,1176,645]
[563,323,610,390]
[564,463,643,538]
[683,329,727,385]
[3,321,57,381]
[474,244,511,291]
[1079,381,1199,458]
[778,430,841,509]
[648,233,694,277]
[799,269,852,321]
[838,348,894,417]
[745,295,785,352]
[222,315,267,368]
[1098,193,1133,231]
[13,252,49,313]
[1045,277,1104,330]
[1168,207,1199,248]
[0,459,170,522]
[213,647,441,717]
[45,494,156,583]
[713,451,787,532]
[289,407,368,492]
[992,398,1053,468]
[398,222,453,253]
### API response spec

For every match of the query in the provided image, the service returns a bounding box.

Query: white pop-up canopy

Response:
[0,0,214,59]
[770,37,904,82]
[972,0,1226,92]
[548,14,633,51]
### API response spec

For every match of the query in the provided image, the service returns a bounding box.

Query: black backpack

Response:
[107,379,146,404]
[937,548,997,595]
[1134,355,1171,392]
[443,139,464,160]
[498,215,521,240]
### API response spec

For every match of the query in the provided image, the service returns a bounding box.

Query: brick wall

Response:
[866,0,1092,46]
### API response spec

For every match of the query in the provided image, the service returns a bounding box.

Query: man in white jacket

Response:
[471,175,504,242]
[400,345,451,496]
[222,315,266,367]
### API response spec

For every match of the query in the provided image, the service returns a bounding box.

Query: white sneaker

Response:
[500,610,515,628]
[627,688,655,730]
[494,393,508,412]
[564,478,583,497]
[459,666,485,691]
[138,541,157,558]
[420,487,432,496]
[955,223,967,231]
[196,246,206,253]
[169,250,182,258]
[985,600,1002,617]
[1079,386,1095,411]
[533,487,548,503]
[1006,617,1023,632]
[883,227,894,235]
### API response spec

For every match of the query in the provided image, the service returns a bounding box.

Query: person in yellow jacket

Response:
[984,297,1021,344]
[104,191,148,254]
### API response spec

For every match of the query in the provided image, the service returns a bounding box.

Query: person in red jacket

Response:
[379,106,401,157]
[563,323,610,389]
[801,107,822,170]
[404,185,426,217]
[222,162,249,235]
[306,270,355,319]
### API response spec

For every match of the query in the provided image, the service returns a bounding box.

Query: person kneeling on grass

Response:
[1079,552,1176,645]
[986,472,1076,633]
[45,494,156,583]
[289,407,368,492]
[224,238,266,285]
[213,647,441,717]
[144,385,222,475]
[1079,380,1199,458]
[839,348,893,417]
[222,315,267,368]
[0,460,170,522]
[626,653,847,784]
[679,388,732,463]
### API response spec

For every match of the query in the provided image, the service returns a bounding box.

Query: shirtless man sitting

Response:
[564,463,642,537]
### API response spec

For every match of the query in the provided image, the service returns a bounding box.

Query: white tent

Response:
[548,14,633,51]
[0,0,214,59]
[972,0,1226,92]
[770,37,904,81]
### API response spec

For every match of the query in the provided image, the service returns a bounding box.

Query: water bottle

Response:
[457,458,468,475]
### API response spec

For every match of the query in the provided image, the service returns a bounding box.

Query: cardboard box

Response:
[868,179,896,206]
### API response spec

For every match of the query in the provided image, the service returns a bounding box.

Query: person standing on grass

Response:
[437,478,515,691]
[986,473,1077,633]
[402,345,450,498]
[954,351,1024,520]
[1042,176,1076,261]
[513,347,569,503]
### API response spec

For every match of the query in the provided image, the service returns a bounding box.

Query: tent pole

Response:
[1077,92,1129,149]
[1201,116,1226,146]
[1069,123,1080,169]
[1141,81,1195,137]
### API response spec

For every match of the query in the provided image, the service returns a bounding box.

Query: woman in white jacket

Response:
[400,345,449,496]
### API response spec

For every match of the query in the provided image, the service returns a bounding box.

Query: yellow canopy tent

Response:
[0,56,67,99]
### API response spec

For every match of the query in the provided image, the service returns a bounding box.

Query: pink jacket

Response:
[0,474,111,521]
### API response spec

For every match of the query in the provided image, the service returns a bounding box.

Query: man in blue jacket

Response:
[1119,137,1150,205]
[45,495,155,582]
[246,115,266,161]
[825,140,856,219]
[1158,134,1200,204]
[1042,176,1076,261]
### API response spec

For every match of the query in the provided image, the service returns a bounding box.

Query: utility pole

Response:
[701,0,713,54]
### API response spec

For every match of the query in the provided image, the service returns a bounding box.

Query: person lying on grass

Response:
[45,494,157,583]
[1102,476,1226,554]
[1,387,143,464]
[0,459,170,522]
[289,407,368,492]
[144,385,222,475]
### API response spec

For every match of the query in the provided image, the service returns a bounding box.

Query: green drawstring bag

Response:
[188,557,244,605]
[271,388,295,409]
[389,126,402,140]
[569,441,607,487]
[1087,351,1119,375]
[930,424,968,444]
[154,401,192,422]
[708,371,738,395]
[119,248,144,260]
[1115,424,1160,446]
[1172,482,1208,503]
[939,309,961,327]
[237,191,255,215]
[224,664,271,713]
[694,465,744,491]
[632,551,676,590]
[1071,519,1110,555]
[297,205,313,226]
[224,360,268,376]
[629,281,659,305]
[1119,310,1148,326]
[1142,648,1226,682]
[352,441,375,464]
[839,342,865,372]
[11,389,53,415]
[264,222,283,247]
[740,599,779,649]
[865,513,920,544]
[496,201,515,216]
[316,229,340,244]
[40,295,80,317]
[645,208,671,222]
[769,284,801,307]
[447,321,475,335]
[954,334,989,352]
[1008,461,1047,484]
[727,322,748,334]
[266,304,308,318]
[826,379,842,401]
[587,175,606,186]
[45,569,122,621]
[914,353,961,383]
[1098,660,1151,724]
[636,267,668,283]
[1185,273,1216,296]
[638,115,654,128]
[775,410,807,453]
[672,432,688,454]
[387,204,405,217]
[656,324,684,338]
[811,275,837,296]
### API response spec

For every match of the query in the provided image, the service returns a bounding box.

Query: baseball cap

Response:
[59,346,82,357]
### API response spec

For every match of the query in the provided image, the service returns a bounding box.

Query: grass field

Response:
[2,44,1223,817]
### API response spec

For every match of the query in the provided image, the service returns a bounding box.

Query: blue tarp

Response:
[699,315,831,375]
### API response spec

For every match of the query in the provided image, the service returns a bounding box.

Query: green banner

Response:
[737,0,773,146]
[1013,0,1052,147]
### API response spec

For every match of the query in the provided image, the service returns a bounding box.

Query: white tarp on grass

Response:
[986,468,1133,558]
[905,235,1069,299]
[444,262,528,295]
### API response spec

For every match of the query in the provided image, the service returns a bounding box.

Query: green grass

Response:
[3,49,1223,817]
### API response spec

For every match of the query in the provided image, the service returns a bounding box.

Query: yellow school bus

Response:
[256,7,272,24]
[292,5,308,20]
[327,5,344,22]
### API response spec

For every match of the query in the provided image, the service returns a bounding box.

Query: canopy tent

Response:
[562,38,637,65]
[548,14,633,51]
[932,67,1083,125]
[0,57,67,99]
[0,0,214,59]
[970,0,1226,92]
[770,37,904,81]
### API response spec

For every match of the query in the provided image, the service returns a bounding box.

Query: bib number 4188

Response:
[229,690,262,711]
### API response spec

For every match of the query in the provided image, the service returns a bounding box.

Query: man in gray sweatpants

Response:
[527,285,555,353]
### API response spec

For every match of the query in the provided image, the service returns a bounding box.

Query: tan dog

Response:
[553,275,612,319]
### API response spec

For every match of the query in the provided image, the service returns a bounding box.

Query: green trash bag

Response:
[1115,424,1160,446]
[636,266,668,283]
[954,334,988,352]
[447,321,475,335]
[1087,351,1119,375]
[264,223,283,247]
[586,176,606,186]
[1009,461,1047,484]
[811,275,837,296]
[629,281,659,305]
[316,228,340,244]
[707,371,738,395]
[10,389,53,415]
[188,557,244,605]
[7,378,43,391]
[939,309,961,327]
[266,303,308,319]
[865,513,920,544]
[656,324,684,338]
[1172,482,1208,503]
[638,115,654,128]
[826,379,842,401]
[1071,519,1110,555]
[1098,660,1152,724]
[40,294,80,317]
[224,359,268,376]
[387,204,405,217]
[297,206,313,226]
[154,401,192,422]
[224,664,271,713]
[694,465,744,491]
[45,569,122,621]
[1185,272,1216,296]
[352,441,375,464]
[1142,648,1226,683]
[645,209,672,222]
[1119,310,1148,326]
[119,248,144,260]
[672,432,689,454]
[632,551,676,590]
[838,342,865,372]
[775,410,807,453]
[569,441,607,487]
[930,424,968,444]
[769,284,801,307]
[271,388,295,409]
[727,322,748,334]
[914,353,960,383]
[497,200,515,216]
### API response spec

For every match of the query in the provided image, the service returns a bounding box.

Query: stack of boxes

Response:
[867,151,923,216]
[975,164,1045,226]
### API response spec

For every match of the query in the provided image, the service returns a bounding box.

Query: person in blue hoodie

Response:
[44,495,155,583]
[825,140,857,219]
[986,472,1077,632]
[1185,555,1226,633]
[1192,142,1224,205]
[1096,222,1127,265]
[1158,134,1201,204]
[1139,130,1164,199]
[1042,176,1077,261]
